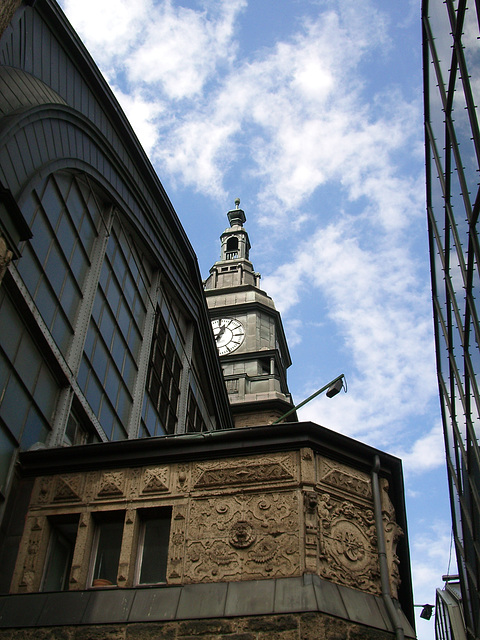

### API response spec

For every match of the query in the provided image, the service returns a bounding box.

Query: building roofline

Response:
[19,422,402,479]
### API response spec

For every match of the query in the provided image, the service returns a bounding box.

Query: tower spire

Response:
[204,201,296,427]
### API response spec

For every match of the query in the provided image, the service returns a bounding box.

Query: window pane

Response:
[0,291,57,449]
[80,216,152,438]
[92,518,124,586]
[17,172,104,356]
[42,519,78,592]
[138,511,171,584]
[144,305,182,435]
[0,427,16,490]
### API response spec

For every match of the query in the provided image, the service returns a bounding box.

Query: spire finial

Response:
[227,199,246,227]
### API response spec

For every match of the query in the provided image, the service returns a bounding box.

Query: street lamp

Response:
[272,374,346,424]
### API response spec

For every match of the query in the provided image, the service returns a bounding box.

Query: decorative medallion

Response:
[229,520,256,549]
[319,498,380,594]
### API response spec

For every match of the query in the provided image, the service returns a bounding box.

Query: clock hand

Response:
[215,325,226,341]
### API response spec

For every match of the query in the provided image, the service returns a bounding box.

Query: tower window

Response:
[225,237,238,259]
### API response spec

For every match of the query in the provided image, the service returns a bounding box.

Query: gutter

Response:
[372,455,406,640]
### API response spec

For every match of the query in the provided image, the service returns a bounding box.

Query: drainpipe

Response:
[371,455,405,640]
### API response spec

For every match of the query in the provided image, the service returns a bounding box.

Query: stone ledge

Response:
[0,575,415,637]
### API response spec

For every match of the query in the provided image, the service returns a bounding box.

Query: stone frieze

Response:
[318,459,372,500]
[184,491,299,582]
[193,454,296,489]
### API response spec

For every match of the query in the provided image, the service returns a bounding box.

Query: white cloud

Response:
[410,519,456,603]
[61,0,421,232]
[110,88,167,157]
[61,0,151,63]
[262,216,436,447]
[61,0,247,102]
[60,0,439,463]
[125,0,246,100]
[396,422,445,475]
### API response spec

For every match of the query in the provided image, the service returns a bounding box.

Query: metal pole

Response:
[272,374,345,424]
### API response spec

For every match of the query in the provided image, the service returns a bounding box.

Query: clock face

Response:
[211,318,245,355]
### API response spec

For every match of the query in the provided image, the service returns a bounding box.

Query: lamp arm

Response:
[272,374,345,425]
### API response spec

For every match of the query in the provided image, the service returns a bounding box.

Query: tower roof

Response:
[227,198,246,227]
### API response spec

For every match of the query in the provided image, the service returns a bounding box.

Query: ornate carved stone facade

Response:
[0,235,13,286]
[11,450,402,599]
[185,491,299,582]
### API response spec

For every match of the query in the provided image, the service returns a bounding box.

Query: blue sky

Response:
[59,0,453,636]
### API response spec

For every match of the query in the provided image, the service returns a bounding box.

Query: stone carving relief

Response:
[304,491,319,572]
[184,491,299,583]
[381,478,403,598]
[18,517,44,591]
[0,235,13,285]
[319,459,372,500]
[168,505,187,583]
[127,468,143,500]
[96,471,125,499]
[142,467,169,494]
[34,476,55,505]
[317,493,380,594]
[177,464,189,492]
[53,475,83,502]
[193,454,296,489]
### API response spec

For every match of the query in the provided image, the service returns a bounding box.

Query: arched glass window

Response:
[17,172,104,356]
[0,286,59,490]
[78,217,153,441]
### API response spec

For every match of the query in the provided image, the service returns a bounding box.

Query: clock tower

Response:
[204,199,296,427]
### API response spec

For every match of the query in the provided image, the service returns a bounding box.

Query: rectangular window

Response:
[186,372,211,433]
[135,509,171,585]
[186,388,207,433]
[90,512,124,587]
[143,307,182,436]
[63,411,99,446]
[42,516,79,592]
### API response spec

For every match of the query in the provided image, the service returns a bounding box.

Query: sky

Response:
[59,0,454,636]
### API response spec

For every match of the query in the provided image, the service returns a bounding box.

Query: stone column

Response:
[69,512,95,590]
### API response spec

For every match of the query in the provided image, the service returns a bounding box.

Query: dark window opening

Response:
[226,237,238,252]
[90,512,124,586]
[144,308,182,435]
[186,388,207,433]
[225,237,239,259]
[64,411,99,446]
[136,508,171,585]
[42,515,79,592]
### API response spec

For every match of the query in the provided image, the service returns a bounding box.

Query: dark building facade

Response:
[0,0,232,589]
[0,1,416,638]
[422,1,480,637]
